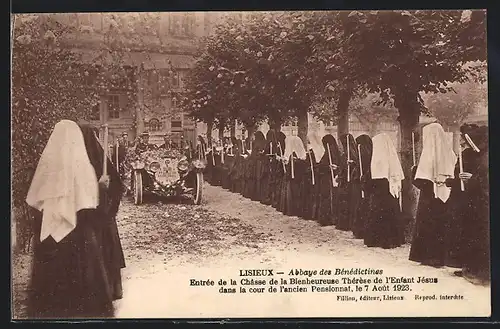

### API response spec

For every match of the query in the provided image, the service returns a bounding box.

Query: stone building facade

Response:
[50,12,235,146]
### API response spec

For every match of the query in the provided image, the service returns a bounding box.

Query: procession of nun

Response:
[21,118,488,319]
[195,122,489,285]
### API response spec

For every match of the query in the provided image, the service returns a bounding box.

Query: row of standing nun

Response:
[196,130,407,250]
[196,122,489,283]
[24,120,126,318]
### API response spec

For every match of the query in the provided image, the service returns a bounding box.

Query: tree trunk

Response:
[218,119,225,140]
[135,65,146,136]
[337,88,352,141]
[297,109,309,149]
[206,119,214,148]
[395,94,421,243]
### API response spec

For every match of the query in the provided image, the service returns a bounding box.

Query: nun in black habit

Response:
[251,131,267,202]
[226,137,238,192]
[336,133,361,232]
[452,125,489,283]
[26,120,125,319]
[242,136,255,199]
[363,133,405,249]
[352,134,373,239]
[211,140,223,187]
[316,134,341,226]
[220,137,232,189]
[261,130,278,205]
[273,132,287,211]
[302,131,324,221]
[409,123,457,267]
[443,124,481,268]
[230,138,244,194]
[279,135,307,217]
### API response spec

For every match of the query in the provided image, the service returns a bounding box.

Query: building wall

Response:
[51,12,230,146]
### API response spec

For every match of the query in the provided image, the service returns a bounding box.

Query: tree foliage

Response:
[424,79,487,129]
[11,14,97,207]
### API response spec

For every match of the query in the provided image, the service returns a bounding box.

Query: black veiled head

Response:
[277,131,286,155]
[253,131,266,152]
[339,133,359,163]
[320,134,341,165]
[265,129,278,154]
[461,123,488,152]
[355,134,373,176]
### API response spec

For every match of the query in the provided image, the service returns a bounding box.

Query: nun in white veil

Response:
[363,133,405,249]
[26,120,117,319]
[409,122,457,267]
[279,135,307,217]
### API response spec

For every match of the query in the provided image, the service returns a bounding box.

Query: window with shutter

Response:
[107,95,121,119]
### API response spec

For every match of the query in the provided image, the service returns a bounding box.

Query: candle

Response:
[327,144,335,187]
[115,139,119,171]
[103,125,108,176]
[278,142,286,173]
[346,135,350,183]
[412,132,416,166]
[358,143,364,198]
[458,147,465,191]
[309,150,315,185]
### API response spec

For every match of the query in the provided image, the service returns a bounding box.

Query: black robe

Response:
[280,154,306,217]
[301,151,320,221]
[352,135,372,239]
[316,135,341,227]
[230,141,244,194]
[205,148,216,185]
[336,134,361,232]
[409,167,450,267]
[250,132,266,202]
[444,148,478,268]
[273,134,287,211]
[363,179,405,249]
[261,131,278,206]
[212,149,223,187]
[223,152,235,190]
[458,148,489,278]
[27,124,125,319]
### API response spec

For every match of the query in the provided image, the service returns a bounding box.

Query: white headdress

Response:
[283,135,307,160]
[415,122,457,202]
[26,120,99,243]
[370,133,405,198]
[307,130,325,163]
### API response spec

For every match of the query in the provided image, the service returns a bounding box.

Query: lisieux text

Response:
[187,268,466,302]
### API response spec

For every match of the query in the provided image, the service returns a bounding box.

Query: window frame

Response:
[107,94,121,120]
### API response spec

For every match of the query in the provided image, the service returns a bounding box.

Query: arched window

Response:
[149,118,161,132]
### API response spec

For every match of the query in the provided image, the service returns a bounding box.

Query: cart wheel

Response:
[193,172,203,205]
[133,171,143,205]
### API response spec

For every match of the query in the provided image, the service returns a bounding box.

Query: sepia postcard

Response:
[11,10,490,320]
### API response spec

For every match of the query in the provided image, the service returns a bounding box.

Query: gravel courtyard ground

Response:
[12,183,490,319]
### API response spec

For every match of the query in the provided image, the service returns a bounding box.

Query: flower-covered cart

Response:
[126,148,206,205]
